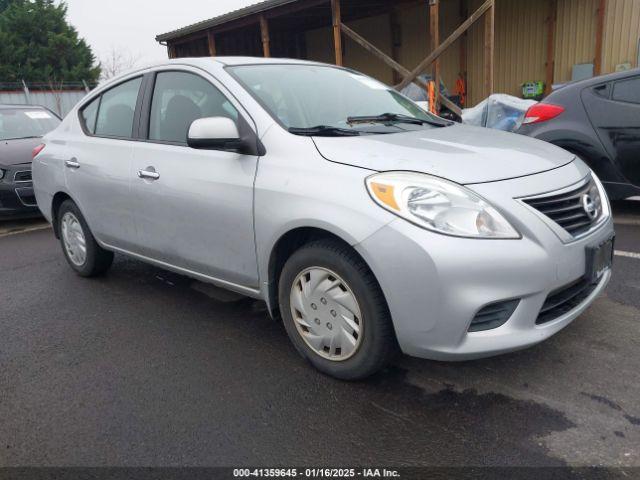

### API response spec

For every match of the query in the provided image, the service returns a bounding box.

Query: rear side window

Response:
[81,97,100,134]
[94,77,143,138]
[149,71,238,144]
[592,83,610,98]
[612,77,640,104]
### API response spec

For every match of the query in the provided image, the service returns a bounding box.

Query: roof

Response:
[92,57,326,92]
[156,0,299,42]
[211,56,320,66]
[577,67,640,86]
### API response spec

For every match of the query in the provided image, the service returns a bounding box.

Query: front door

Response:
[130,70,259,289]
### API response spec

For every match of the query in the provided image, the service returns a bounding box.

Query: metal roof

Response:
[155,0,300,42]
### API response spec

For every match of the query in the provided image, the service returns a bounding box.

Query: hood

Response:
[0,137,41,167]
[312,124,575,184]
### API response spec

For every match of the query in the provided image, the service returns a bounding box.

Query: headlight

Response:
[0,169,5,180]
[366,172,520,239]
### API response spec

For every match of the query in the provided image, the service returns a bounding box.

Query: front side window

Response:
[612,77,640,104]
[94,77,143,138]
[228,64,444,135]
[0,108,60,141]
[149,71,239,144]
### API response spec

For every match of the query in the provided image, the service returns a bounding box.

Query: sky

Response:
[64,0,258,65]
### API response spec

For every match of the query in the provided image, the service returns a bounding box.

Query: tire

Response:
[57,199,113,277]
[278,239,398,380]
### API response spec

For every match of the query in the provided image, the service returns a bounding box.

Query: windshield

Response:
[0,108,60,141]
[228,64,445,135]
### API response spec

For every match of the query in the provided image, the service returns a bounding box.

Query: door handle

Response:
[65,159,80,169]
[137,168,160,180]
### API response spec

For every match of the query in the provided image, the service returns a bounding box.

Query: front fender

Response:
[253,128,395,302]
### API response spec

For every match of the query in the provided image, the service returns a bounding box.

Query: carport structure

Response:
[155,0,500,116]
[157,0,640,108]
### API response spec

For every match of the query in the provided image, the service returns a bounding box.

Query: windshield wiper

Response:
[347,112,449,127]
[288,126,361,137]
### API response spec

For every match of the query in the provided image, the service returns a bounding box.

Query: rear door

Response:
[65,75,144,250]
[582,74,640,187]
[130,69,260,289]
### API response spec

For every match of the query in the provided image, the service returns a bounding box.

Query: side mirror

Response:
[187,117,242,151]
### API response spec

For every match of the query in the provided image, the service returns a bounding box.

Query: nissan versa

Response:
[32,58,614,380]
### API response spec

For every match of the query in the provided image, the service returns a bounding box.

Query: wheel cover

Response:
[289,267,363,362]
[61,212,87,267]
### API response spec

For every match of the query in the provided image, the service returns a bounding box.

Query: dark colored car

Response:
[516,68,640,200]
[0,105,61,219]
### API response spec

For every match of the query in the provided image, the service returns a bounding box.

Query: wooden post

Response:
[331,0,343,66]
[207,31,217,57]
[167,44,177,59]
[459,1,468,80]
[397,0,493,90]
[260,15,271,58]
[594,0,606,75]
[545,0,557,95]
[483,0,495,97]
[389,8,402,84]
[429,0,440,109]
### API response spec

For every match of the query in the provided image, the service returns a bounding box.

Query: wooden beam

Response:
[429,0,440,109]
[341,23,410,80]
[439,93,462,117]
[260,15,270,57]
[483,0,495,97]
[340,23,462,117]
[167,44,177,59]
[594,0,606,75]
[331,0,343,66]
[207,30,217,56]
[397,0,494,90]
[545,0,557,95]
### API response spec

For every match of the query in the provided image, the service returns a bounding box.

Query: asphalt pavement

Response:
[1,202,639,468]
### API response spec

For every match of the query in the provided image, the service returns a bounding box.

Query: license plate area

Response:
[585,236,614,284]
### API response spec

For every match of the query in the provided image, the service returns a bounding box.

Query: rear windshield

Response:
[0,108,60,141]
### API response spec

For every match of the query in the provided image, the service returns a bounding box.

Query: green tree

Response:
[0,0,100,83]
[0,0,16,13]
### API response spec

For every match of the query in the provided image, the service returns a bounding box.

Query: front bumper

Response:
[355,164,615,361]
[0,165,40,219]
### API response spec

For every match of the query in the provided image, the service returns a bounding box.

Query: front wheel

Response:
[278,240,397,380]
[58,199,113,277]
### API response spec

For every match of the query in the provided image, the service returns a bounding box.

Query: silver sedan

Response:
[33,58,614,379]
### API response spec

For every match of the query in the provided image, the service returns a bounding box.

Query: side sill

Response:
[100,242,263,300]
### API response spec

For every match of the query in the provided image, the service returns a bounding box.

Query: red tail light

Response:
[32,144,46,159]
[522,104,565,125]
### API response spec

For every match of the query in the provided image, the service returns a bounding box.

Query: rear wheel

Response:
[278,240,397,380]
[58,200,113,277]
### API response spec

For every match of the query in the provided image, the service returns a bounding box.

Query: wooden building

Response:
[156,0,640,107]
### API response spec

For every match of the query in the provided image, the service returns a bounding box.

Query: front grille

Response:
[13,170,32,183]
[523,178,600,237]
[536,278,598,325]
[469,299,520,332]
